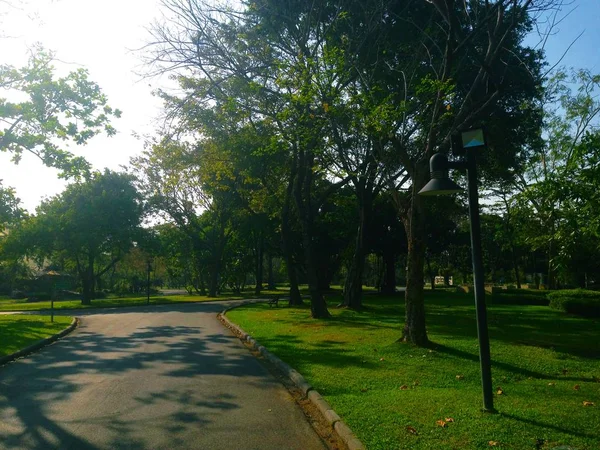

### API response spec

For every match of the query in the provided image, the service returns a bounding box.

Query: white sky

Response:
[0,0,165,211]
[1,0,599,212]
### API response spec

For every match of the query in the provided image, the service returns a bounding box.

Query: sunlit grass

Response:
[0,315,73,357]
[0,294,242,311]
[0,284,362,312]
[227,291,600,449]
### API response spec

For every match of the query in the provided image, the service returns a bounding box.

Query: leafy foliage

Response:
[548,289,600,317]
[21,170,143,302]
[0,47,121,176]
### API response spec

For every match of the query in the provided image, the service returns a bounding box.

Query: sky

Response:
[1,0,600,211]
[0,0,165,210]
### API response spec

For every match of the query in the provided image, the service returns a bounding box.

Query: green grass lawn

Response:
[227,291,600,449]
[0,285,357,312]
[0,315,73,357]
[0,291,276,312]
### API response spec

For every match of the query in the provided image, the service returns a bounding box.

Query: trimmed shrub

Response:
[548,289,600,318]
[490,289,549,306]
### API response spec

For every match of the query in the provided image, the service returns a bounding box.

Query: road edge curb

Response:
[218,302,365,450]
[0,317,79,367]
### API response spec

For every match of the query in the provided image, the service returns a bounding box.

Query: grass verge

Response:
[227,291,600,449]
[0,293,260,312]
[0,315,73,357]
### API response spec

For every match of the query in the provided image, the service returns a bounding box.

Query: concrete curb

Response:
[218,301,365,450]
[0,317,79,367]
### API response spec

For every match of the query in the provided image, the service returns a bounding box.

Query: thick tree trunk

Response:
[426,254,435,290]
[208,265,219,297]
[287,263,302,306]
[293,147,330,318]
[342,240,364,308]
[81,277,92,305]
[342,194,371,309]
[281,176,303,306]
[300,221,330,317]
[199,271,207,295]
[400,167,429,346]
[380,248,396,294]
[80,256,95,305]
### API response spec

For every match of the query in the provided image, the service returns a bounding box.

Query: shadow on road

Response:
[0,313,274,449]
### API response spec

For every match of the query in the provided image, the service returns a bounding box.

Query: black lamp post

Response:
[418,128,494,413]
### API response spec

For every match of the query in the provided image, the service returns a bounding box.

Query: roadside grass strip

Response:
[227,291,600,450]
[0,315,73,357]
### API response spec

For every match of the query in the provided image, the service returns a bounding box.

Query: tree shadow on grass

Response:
[501,412,599,440]
[257,333,377,372]
[407,293,600,359]
[428,343,597,383]
[0,316,277,449]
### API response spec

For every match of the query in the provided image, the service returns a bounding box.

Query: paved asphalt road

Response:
[0,302,327,450]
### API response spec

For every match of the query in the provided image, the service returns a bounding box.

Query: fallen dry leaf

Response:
[583,401,595,407]
[413,380,420,386]
[445,417,455,423]
[548,382,555,386]
[456,375,464,380]
[406,426,418,435]
[489,441,499,446]
[496,387,504,395]
[573,384,580,391]
[399,385,408,390]
[379,357,385,361]
[436,420,447,428]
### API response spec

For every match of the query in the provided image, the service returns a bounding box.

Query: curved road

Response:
[0,302,327,450]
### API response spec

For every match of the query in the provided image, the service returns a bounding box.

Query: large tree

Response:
[25,170,143,303]
[145,0,551,334]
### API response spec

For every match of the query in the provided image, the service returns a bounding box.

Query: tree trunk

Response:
[208,265,219,297]
[547,240,555,289]
[293,146,330,318]
[300,221,330,317]
[342,193,372,309]
[80,255,95,305]
[254,231,264,295]
[510,244,521,289]
[342,239,364,308]
[81,278,92,305]
[400,167,429,346]
[267,253,276,290]
[281,175,303,306]
[380,248,396,294]
[426,253,435,290]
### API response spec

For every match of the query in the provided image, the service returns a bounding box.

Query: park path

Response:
[0,302,327,450]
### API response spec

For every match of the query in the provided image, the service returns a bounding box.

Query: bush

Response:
[490,289,549,306]
[26,292,52,302]
[548,289,600,318]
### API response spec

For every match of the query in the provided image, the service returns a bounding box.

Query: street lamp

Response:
[418,127,495,413]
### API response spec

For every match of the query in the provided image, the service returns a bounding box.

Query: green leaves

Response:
[0,47,120,177]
